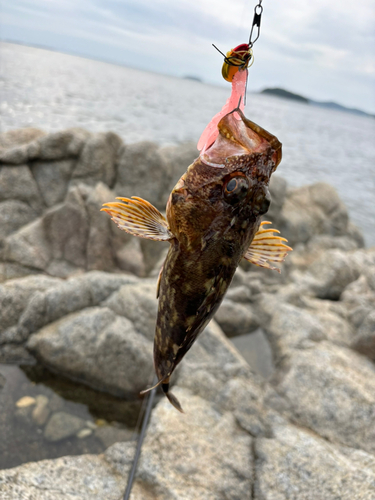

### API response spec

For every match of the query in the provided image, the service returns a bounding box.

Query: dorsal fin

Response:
[101,196,174,241]
[243,221,292,273]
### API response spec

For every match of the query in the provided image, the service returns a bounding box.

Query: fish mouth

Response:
[201,109,282,168]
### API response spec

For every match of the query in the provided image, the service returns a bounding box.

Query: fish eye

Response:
[226,178,238,192]
[223,176,249,204]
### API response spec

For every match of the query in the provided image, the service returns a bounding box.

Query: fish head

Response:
[167,109,282,251]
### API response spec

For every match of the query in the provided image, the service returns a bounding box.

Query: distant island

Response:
[260,87,374,119]
[261,88,309,103]
[183,75,202,82]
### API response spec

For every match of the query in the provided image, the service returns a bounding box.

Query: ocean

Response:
[1,42,374,246]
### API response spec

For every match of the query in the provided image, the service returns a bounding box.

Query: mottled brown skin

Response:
[153,109,281,407]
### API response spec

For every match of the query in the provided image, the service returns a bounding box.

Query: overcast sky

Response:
[2,0,375,113]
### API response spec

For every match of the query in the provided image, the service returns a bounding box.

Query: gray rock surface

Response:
[1,127,375,500]
[27,306,153,396]
[351,309,375,360]
[0,274,62,343]
[254,422,375,500]
[0,200,38,237]
[0,165,44,213]
[214,299,259,337]
[72,132,122,187]
[103,281,158,340]
[31,159,75,207]
[0,446,133,499]
[136,387,253,500]
[115,141,171,210]
[274,341,375,454]
[44,411,87,442]
[276,182,350,246]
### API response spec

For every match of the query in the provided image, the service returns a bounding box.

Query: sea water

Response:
[1,42,374,246]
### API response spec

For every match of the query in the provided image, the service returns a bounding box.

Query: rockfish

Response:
[102,107,291,412]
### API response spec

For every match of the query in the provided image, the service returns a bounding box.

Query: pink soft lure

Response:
[197,69,247,154]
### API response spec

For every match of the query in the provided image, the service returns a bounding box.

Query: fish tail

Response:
[162,381,184,413]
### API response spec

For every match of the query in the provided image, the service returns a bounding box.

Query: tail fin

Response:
[162,382,184,413]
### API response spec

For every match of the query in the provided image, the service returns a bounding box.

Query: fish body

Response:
[102,108,291,411]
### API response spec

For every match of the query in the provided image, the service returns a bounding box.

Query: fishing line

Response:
[129,369,156,442]
[212,0,263,87]
[123,375,158,500]
[122,2,266,498]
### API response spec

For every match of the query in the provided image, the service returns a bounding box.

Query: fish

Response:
[101,106,292,412]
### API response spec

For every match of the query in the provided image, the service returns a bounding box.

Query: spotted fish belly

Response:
[153,236,246,383]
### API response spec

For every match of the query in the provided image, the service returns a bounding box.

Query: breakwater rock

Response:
[0,128,374,499]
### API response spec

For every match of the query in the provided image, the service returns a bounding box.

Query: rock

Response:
[139,238,169,276]
[0,343,36,364]
[16,271,138,341]
[44,411,86,441]
[0,128,45,150]
[0,274,61,342]
[77,428,93,439]
[135,387,253,500]
[175,321,252,404]
[275,341,375,454]
[115,238,146,276]
[31,159,75,206]
[0,262,42,283]
[213,376,271,437]
[306,249,360,299]
[214,299,259,337]
[36,128,91,160]
[225,284,252,303]
[2,218,52,272]
[351,310,375,360]
[278,182,349,246]
[0,446,133,499]
[32,394,50,426]
[0,128,90,169]
[341,272,375,331]
[27,307,153,396]
[115,141,170,210]
[85,182,117,272]
[254,422,375,500]
[265,174,287,226]
[0,165,44,213]
[259,298,326,363]
[286,234,362,273]
[72,132,122,187]
[103,281,158,340]
[0,200,38,237]
[15,396,36,408]
[95,426,133,448]
[230,329,275,379]
[42,185,89,269]
[159,141,197,189]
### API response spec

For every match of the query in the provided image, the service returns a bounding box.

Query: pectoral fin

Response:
[243,221,292,273]
[101,196,174,241]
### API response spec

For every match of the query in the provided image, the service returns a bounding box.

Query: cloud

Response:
[1,0,374,112]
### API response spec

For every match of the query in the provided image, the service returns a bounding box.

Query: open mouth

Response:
[201,109,282,169]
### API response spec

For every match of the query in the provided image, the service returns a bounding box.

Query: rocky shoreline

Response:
[0,128,374,499]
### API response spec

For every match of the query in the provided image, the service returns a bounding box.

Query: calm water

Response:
[0,362,147,469]
[1,42,374,245]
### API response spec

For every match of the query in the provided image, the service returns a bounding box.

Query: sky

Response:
[1,0,375,113]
